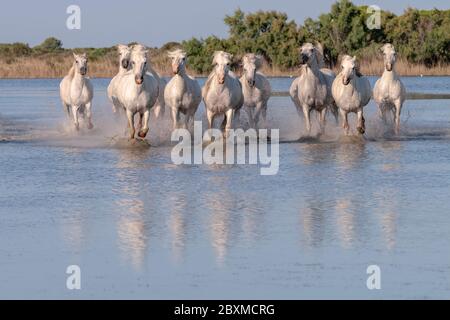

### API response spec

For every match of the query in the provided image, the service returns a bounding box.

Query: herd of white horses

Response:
[59,42,405,140]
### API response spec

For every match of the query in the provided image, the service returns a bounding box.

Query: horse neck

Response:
[305,60,321,77]
[72,69,84,83]
[383,66,397,81]
[179,67,188,79]
[211,71,227,92]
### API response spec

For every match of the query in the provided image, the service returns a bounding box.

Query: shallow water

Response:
[1,78,450,299]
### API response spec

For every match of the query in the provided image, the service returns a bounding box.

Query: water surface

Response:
[1,77,450,299]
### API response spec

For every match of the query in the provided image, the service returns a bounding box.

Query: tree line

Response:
[1,0,448,74]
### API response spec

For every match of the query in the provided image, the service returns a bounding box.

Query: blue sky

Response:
[0,0,448,48]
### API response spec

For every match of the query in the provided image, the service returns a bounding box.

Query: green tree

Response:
[34,37,63,53]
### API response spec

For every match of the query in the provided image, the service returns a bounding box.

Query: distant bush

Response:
[0,42,32,57]
[33,37,63,54]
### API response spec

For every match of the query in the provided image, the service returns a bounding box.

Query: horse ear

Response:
[72,52,78,59]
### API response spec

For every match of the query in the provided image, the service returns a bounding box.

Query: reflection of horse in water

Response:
[300,198,327,247]
[114,149,150,270]
[167,191,189,261]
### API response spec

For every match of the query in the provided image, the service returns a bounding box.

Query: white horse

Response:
[289,43,337,135]
[332,55,371,135]
[202,51,243,137]
[59,53,94,130]
[240,53,271,131]
[373,44,406,134]
[115,44,159,139]
[107,44,132,114]
[164,49,202,130]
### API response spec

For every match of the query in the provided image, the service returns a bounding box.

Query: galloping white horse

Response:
[107,44,132,114]
[115,44,159,139]
[373,44,406,134]
[332,55,371,135]
[202,51,243,138]
[240,53,271,131]
[164,49,201,130]
[289,43,337,135]
[59,53,94,130]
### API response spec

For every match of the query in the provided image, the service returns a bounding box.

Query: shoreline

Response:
[1,74,450,80]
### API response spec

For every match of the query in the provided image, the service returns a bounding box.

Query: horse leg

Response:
[204,108,215,142]
[329,103,339,125]
[394,100,402,135]
[357,109,365,135]
[71,105,80,131]
[245,106,255,129]
[182,112,189,130]
[224,108,235,139]
[302,104,312,135]
[378,104,387,125]
[220,114,226,132]
[126,109,135,139]
[138,109,150,138]
[85,102,93,129]
[170,107,181,130]
[319,108,327,135]
[340,109,349,135]
[234,108,241,129]
[64,103,71,119]
[153,101,164,119]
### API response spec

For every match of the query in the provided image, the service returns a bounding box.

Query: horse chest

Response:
[70,82,91,105]
[208,89,232,110]
[180,92,194,109]
[299,82,327,107]
[244,87,262,106]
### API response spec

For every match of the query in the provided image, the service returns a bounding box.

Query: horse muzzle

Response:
[122,60,129,69]
[386,64,392,71]
[248,79,255,87]
[135,76,144,85]
[80,67,87,75]
[301,54,308,64]
[343,78,350,85]
[218,78,225,84]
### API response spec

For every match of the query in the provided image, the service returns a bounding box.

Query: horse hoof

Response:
[87,123,94,130]
[74,124,79,131]
[357,127,365,134]
[138,129,149,138]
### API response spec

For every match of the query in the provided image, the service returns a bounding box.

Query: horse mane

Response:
[67,64,76,79]
[202,71,215,98]
[243,53,262,70]
[314,42,326,69]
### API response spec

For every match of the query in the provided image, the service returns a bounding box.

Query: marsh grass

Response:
[1,53,449,79]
